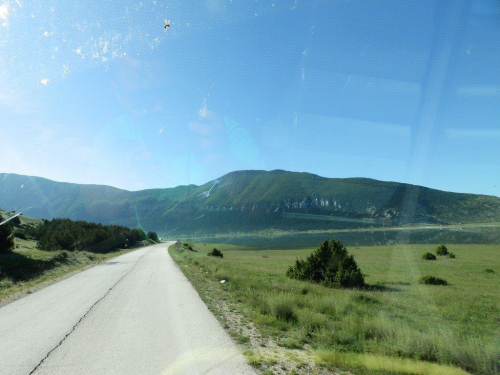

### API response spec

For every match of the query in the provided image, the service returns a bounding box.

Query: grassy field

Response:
[170,242,499,375]
[0,237,135,302]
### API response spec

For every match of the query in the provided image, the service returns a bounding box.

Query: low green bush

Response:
[54,251,69,262]
[353,294,380,304]
[447,252,456,259]
[419,275,448,285]
[484,268,495,274]
[208,248,223,258]
[274,300,298,322]
[286,238,364,288]
[13,229,27,240]
[422,252,437,260]
[436,244,449,256]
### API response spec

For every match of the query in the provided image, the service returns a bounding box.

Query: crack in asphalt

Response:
[28,249,152,375]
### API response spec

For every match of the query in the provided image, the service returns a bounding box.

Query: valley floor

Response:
[169,242,500,375]
[169,221,500,238]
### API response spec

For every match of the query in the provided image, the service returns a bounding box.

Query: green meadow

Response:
[170,242,500,374]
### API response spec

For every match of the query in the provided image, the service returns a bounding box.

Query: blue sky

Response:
[0,0,499,196]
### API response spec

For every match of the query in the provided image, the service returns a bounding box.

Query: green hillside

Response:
[1,171,499,236]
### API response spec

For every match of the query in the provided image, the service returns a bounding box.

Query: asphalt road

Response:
[0,242,255,375]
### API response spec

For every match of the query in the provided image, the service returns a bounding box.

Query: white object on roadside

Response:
[220,280,226,284]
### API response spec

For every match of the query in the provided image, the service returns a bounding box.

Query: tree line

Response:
[0,214,160,254]
[29,219,160,253]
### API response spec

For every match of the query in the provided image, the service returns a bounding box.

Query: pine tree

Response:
[286,238,364,288]
[0,215,15,253]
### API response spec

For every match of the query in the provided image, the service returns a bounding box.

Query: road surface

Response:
[0,242,255,375]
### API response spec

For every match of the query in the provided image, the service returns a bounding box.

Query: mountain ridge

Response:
[5,170,497,198]
[1,170,500,235]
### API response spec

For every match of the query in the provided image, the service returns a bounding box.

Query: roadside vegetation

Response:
[0,213,15,253]
[0,238,135,301]
[170,242,499,375]
[0,211,157,302]
[147,231,160,243]
[29,218,154,252]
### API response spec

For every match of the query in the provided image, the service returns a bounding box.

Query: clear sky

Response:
[1,0,499,196]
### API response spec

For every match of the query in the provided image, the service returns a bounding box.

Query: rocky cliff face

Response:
[199,197,412,222]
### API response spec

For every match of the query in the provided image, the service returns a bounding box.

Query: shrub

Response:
[286,238,364,288]
[436,244,449,256]
[208,248,223,258]
[54,251,70,262]
[422,252,437,260]
[274,300,298,322]
[12,229,27,240]
[484,269,495,274]
[353,294,380,304]
[252,295,272,315]
[134,229,148,241]
[147,231,159,243]
[447,252,456,259]
[11,216,21,226]
[0,214,15,254]
[419,275,448,285]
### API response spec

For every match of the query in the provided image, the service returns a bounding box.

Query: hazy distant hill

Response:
[1,170,499,236]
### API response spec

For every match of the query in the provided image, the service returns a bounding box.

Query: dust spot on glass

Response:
[199,99,208,118]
